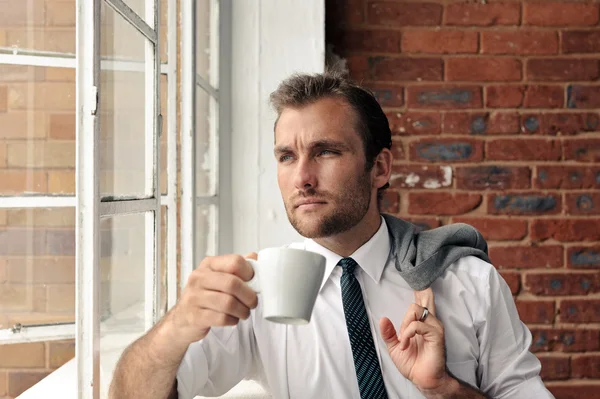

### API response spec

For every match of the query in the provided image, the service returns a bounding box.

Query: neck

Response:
[313,207,382,257]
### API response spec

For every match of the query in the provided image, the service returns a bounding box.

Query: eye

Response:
[279,154,293,163]
[317,149,336,156]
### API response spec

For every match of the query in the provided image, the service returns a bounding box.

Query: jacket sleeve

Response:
[176,316,263,398]
[476,268,555,399]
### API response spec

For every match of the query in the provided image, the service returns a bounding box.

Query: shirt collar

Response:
[304,216,390,291]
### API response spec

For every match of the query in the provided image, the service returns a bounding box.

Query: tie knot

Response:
[338,257,358,274]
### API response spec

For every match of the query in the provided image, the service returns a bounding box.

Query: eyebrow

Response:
[274,139,351,156]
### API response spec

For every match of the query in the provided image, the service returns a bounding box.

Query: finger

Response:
[245,252,258,261]
[414,287,436,317]
[399,320,441,351]
[197,290,251,320]
[206,254,255,282]
[198,271,258,309]
[196,308,240,328]
[379,317,400,350]
[399,303,425,336]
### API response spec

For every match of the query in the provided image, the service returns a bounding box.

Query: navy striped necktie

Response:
[339,257,388,399]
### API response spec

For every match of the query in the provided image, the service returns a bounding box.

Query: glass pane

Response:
[160,0,168,64]
[160,74,167,195]
[99,212,148,381]
[0,65,76,195]
[0,0,76,55]
[195,87,216,196]
[159,205,167,316]
[196,0,218,86]
[100,3,150,198]
[194,204,216,268]
[121,0,145,20]
[0,208,75,329]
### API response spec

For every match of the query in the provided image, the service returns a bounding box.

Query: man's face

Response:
[274,97,375,239]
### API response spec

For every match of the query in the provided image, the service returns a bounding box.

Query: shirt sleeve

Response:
[176,316,262,399]
[477,267,555,399]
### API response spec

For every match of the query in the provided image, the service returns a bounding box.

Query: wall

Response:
[326,0,599,396]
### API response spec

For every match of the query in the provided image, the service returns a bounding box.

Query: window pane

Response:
[159,205,167,317]
[195,87,216,196]
[196,0,217,86]
[160,74,167,195]
[0,65,75,195]
[100,3,150,199]
[160,0,167,64]
[194,204,216,267]
[0,208,75,329]
[0,0,76,55]
[99,212,148,378]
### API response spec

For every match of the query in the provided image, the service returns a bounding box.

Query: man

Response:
[109,72,553,398]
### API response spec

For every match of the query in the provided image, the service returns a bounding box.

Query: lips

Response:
[294,199,327,208]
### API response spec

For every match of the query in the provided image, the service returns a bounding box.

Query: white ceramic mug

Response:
[246,247,326,325]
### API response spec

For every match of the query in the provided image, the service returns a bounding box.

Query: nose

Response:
[293,157,317,190]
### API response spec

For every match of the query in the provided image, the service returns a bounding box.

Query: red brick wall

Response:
[327,1,600,396]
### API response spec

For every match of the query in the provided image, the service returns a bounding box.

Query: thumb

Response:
[245,252,258,260]
[379,317,399,350]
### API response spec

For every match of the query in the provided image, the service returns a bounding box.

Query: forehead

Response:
[274,97,361,145]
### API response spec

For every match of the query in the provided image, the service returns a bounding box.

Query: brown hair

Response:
[270,71,392,202]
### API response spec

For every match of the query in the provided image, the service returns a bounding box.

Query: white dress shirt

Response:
[177,217,554,398]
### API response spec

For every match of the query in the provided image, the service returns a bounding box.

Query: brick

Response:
[0,1,45,27]
[326,0,364,26]
[49,113,75,139]
[563,31,600,54]
[489,246,563,269]
[0,229,46,255]
[0,170,47,194]
[535,166,600,190]
[539,355,570,381]
[523,86,564,108]
[345,55,370,80]
[499,271,521,295]
[0,85,7,112]
[0,283,46,312]
[524,3,599,26]
[390,165,451,189]
[525,272,599,296]
[0,371,5,396]
[532,219,600,242]
[7,141,75,168]
[48,339,75,368]
[530,328,600,353]
[6,29,75,54]
[372,57,443,81]
[527,59,599,82]
[391,138,405,160]
[0,141,5,167]
[6,257,75,284]
[560,299,600,323]
[334,30,400,54]
[566,193,600,215]
[567,85,600,109]
[45,67,76,82]
[406,85,482,109]
[380,190,399,214]
[401,30,478,54]
[48,170,76,193]
[568,246,600,269]
[410,138,483,163]
[443,112,520,135]
[7,371,50,398]
[445,3,520,26]
[486,85,524,108]
[482,31,558,55]
[452,217,527,241]
[0,342,45,368]
[8,82,76,110]
[571,354,600,378]
[8,208,75,227]
[46,230,75,256]
[364,83,404,107]
[447,58,522,82]
[521,113,599,136]
[487,139,561,161]
[408,192,482,215]
[47,284,75,311]
[564,138,600,162]
[368,2,442,26]
[488,193,561,215]
[549,384,600,399]
[0,111,47,139]
[456,166,531,190]
[387,112,441,136]
[405,217,441,232]
[45,0,76,26]
[516,300,555,324]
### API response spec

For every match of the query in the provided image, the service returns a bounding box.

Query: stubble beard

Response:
[285,171,372,239]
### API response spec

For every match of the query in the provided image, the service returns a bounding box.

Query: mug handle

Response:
[245,259,261,293]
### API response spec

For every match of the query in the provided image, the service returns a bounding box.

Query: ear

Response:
[372,148,393,190]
